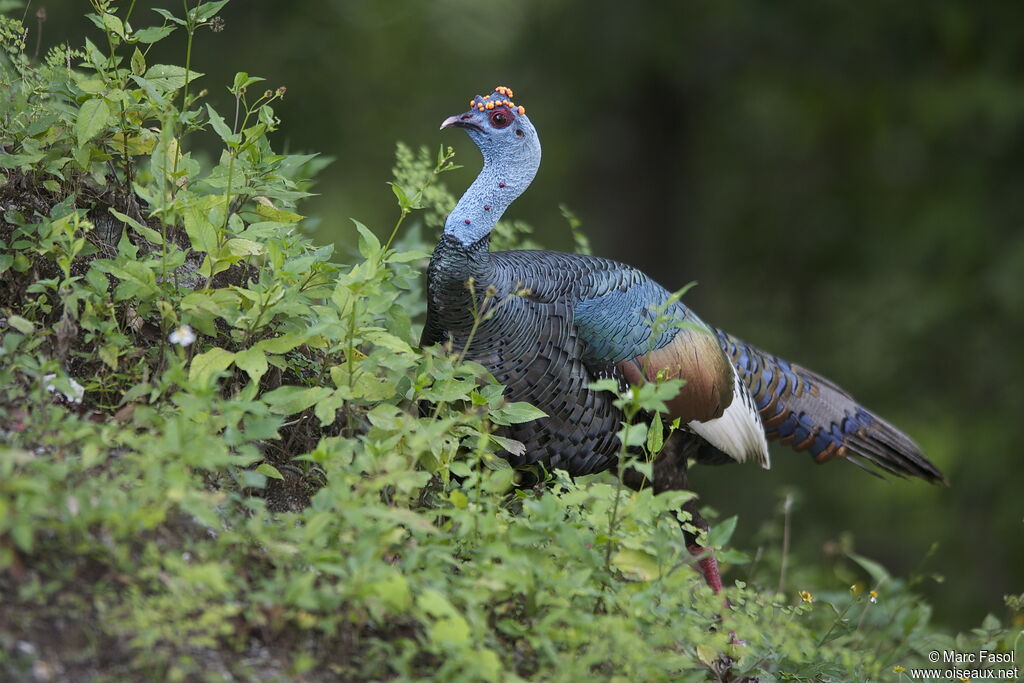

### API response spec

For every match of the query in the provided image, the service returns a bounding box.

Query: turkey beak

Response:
[440,113,484,133]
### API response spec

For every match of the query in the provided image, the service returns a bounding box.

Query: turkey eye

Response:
[489,110,512,129]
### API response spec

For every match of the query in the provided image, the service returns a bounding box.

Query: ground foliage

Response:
[0,3,1021,681]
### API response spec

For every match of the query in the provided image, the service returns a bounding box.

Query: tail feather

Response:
[716,331,945,483]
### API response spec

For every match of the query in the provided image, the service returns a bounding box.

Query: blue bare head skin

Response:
[440,86,542,244]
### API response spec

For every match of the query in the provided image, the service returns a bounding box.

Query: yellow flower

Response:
[869,590,879,604]
[892,666,906,673]
[799,590,813,603]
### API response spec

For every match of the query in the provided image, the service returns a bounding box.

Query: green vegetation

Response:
[1,2,1021,680]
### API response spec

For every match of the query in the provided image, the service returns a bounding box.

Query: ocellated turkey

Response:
[421,87,944,593]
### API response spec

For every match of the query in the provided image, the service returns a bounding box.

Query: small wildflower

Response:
[169,324,196,347]
[275,86,287,98]
[869,590,878,604]
[892,666,905,673]
[36,7,46,21]
[799,590,814,603]
[209,16,225,32]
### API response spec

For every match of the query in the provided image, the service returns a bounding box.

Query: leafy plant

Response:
[0,2,1020,681]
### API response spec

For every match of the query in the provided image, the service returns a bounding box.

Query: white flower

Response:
[42,373,85,404]
[168,324,196,347]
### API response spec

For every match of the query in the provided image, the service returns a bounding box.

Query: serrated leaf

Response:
[489,434,526,457]
[361,328,414,355]
[225,238,264,256]
[262,386,333,415]
[100,13,126,38]
[143,64,203,91]
[491,401,547,425]
[130,47,146,75]
[313,391,343,426]
[188,347,236,384]
[619,422,648,448]
[256,463,284,480]
[133,24,176,43]
[76,98,109,149]
[206,104,239,145]
[646,413,664,454]
[253,201,302,223]
[193,0,229,21]
[233,347,268,383]
[613,548,660,581]
[182,196,220,254]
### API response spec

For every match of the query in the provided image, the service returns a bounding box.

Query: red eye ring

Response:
[489,109,513,129]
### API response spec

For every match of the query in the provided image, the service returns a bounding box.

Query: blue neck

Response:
[444,156,536,246]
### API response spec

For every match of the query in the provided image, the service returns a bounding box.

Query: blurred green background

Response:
[35,0,1024,627]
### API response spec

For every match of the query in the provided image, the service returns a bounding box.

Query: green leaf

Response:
[256,463,284,480]
[848,551,891,586]
[130,47,146,75]
[7,315,34,334]
[206,104,239,145]
[416,589,455,618]
[613,548,660,581]
[589,378,621,393]
[253,333,307,354]
[109,208,164,245]
[193,0,229,21]
[491,401,547,425]
[152,8,187,26]
[646,414,664,454]
[233,347,268,384]
[707,515,738,548]
[313,391,343,426]
[143,64,203,91]
[253,202,303,223]
[429,615,471,647]
[385,249,430,264]
[76,98,110,149]
[133,24,176,43]
[182,196,221,254]
[352,220,380,259]
[188,347,236,384]
[225,238,264,256]
[263,386,333,415]
[100,13,126,39]
[449,489,468,509]
[489,434,526,457]
[388,182,412,210]
[361,328,414,355]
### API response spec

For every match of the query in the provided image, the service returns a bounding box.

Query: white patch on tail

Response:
[687,366,770,468]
